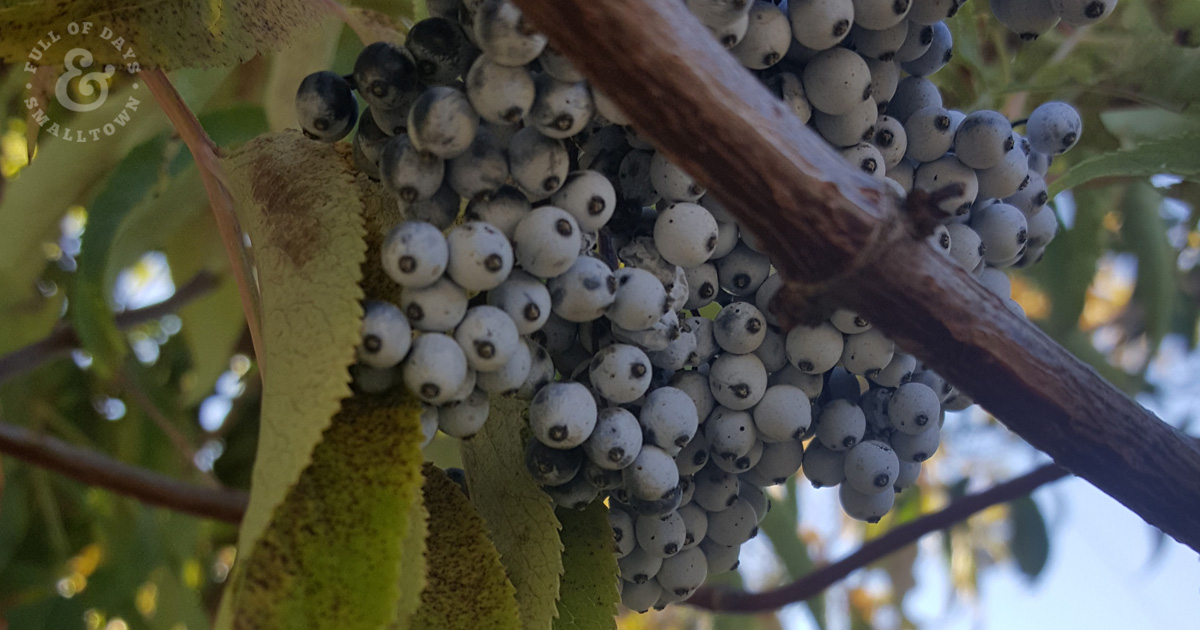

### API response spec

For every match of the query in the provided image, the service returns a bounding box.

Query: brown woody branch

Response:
[514,0,1200,551]
[0,271,220,385]
[0,419,247,523]
[687,463,1070,612]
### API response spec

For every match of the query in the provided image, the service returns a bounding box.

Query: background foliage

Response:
[0,1,1197,629]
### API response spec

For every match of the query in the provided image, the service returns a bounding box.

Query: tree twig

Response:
[142,69,265,371]
[0,419,247,523]
[117,369,217,486]
[686,464,1070,613]
[0,271,221,385]
[514,0,1200,552]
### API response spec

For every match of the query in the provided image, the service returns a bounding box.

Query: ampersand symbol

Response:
[55,48,115,113]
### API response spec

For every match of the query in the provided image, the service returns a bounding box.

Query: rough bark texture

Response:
[514,0,1200,551]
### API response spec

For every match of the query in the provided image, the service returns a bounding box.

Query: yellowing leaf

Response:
[393,494,430,630]
[223,392,427,630]
[221,131,367,567]
[0,0,324,69]
[411,464,521,630]
[460,397,564,630]
[554,503,620,630]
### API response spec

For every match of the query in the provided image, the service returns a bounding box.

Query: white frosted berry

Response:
[419,404,439,448]
[692,464,740,512]
[653,202,720,267]
[446,222,513,291]
[1052,0,1117,26]
[620,578,661,613]
[358,300,412,368]
[753,384,812,442]
[454,305,519,372]
[830,308,871,335]
[611,310,680,352]
[400,277,468,332]
[753,327,788,372]
[473,0,547,67]
[894,460,921,491]
[487,270,551,335]
[584,407,642,470]
[945,222,985,272]
[840,327,895,378]
[751,439,805,486]
[624,445,681,501]
[617,545,663,585]
[547,255,616,322]
[641,387,700,456]
[730,1,791,69]
[588,343,652,404]
[705,497,759,546]
[891,425,941,462]
[802,440,846,488]
[402,333,469,404]
[704,406,759,465]
[1027,101,1082,155]
[636,511,687,558]
[713,302,767,354]
[382,221,449,288]
[551,170,616,231]
[437,388,490,438]
[839,481,896,523]
[888,381,941,434]
[955,110,1015,170]
[844,440,900,495]
[817,399,866,451]
[465,54,535,125]
[476,337,533,394]
[656,547,708,599]
[650,152,705,203]
[609,267,670,331]
[915,154,980,216]
[508,126,569,199]
[715,244,771,296]
[648,328,697,371]
[529,74,593,139]
[979,202,1032,264]
[708,352,768,411]
[611,507,637,559]
[873,352,917,388]
[513,206,581,278]
[530,381,597,448]
[804,47,871,115]
[785,322,844,374]
[683,263,719,311]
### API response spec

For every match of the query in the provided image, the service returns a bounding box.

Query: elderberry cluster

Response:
[294,0,1109,613]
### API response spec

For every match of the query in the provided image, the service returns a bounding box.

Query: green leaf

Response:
[0,0,324,69]
[0,67,229,356]
[220,130,368,567]
[460,397,564,630]
[262,19,345,133]
[1009,495,1050,580]
[411,465,521,630]
[553,503,619,630]
[1048,133,1200,197]
[1119,183,1177,351]
[394,494,430,630]
[220,392,427,630]
[69,134,169,378]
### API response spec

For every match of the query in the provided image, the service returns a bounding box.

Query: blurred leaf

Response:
[263,19,345,132]
[0,465,31,575]
[219,131,368,569]
[0,68,229,356]
[395,492,430,630]
[412,465,521,630]
[1049,133,1200,197]
[1118,183,1176,349]
[1100,107,1200,144]
[220,392,426,630]
[1009,496,1050,580]
[756,478,824,627]
[553,502,619,630]
[1027,188,1113,337]
[1146,0,1200,46]
[461,397,564,630]
[69,135,169,378]
[0,0,324,68]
